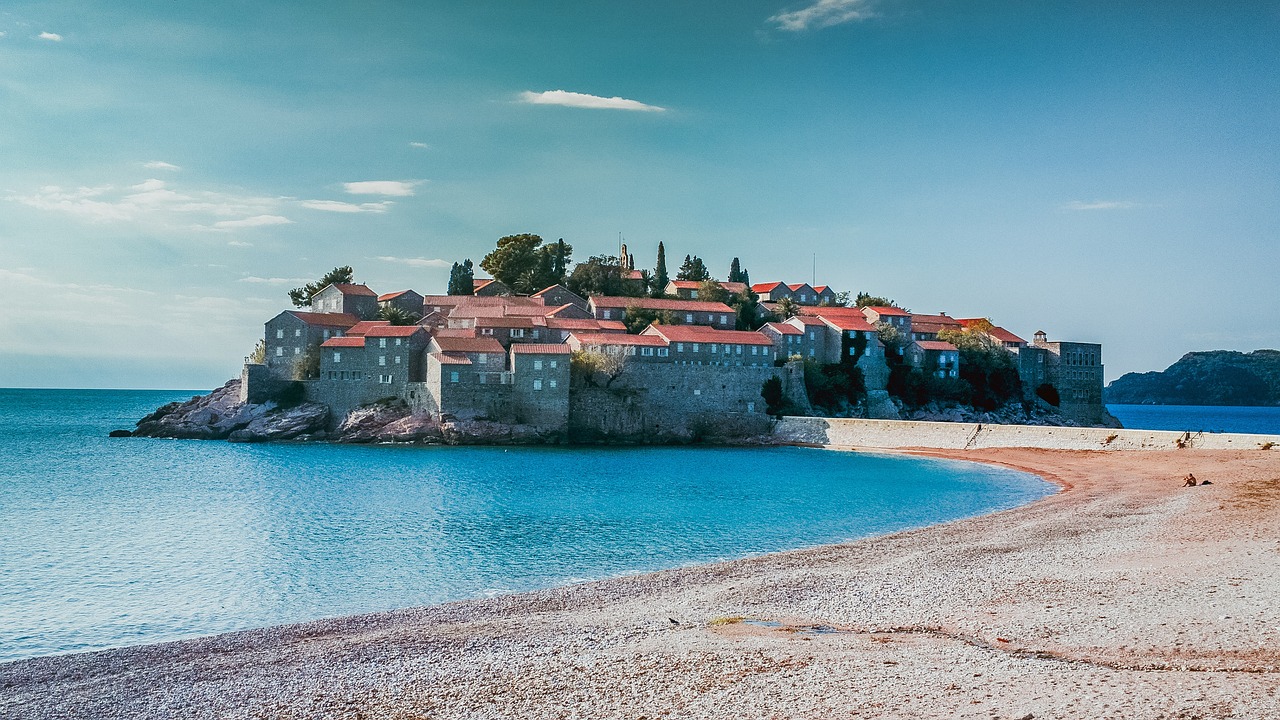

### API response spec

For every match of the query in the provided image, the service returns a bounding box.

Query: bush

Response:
[761,376,784,416]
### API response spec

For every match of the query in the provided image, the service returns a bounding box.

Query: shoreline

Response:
[3,447,1279,718]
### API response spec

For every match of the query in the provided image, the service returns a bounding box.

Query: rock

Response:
[228,403,329,443]
[441,419,555,445]
[107,429,133,438]
[334,400,411,443]
[133,379,273,440]
[378,413,444,443]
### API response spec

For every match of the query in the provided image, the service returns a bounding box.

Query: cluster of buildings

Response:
[245,269,1107,436]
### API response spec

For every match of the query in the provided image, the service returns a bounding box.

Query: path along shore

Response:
[2,446,1279,719]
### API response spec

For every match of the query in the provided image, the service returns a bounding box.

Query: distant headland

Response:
[1105,350,1280,406]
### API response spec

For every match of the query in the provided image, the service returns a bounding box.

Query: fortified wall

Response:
[774,416,1280,452]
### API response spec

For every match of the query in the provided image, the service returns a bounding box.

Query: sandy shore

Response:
[2,448,1278,719]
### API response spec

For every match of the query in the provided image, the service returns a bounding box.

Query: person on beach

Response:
[1182,473,1198,487]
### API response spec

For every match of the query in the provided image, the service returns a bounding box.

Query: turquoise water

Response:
[1108,404,1280,435]
[0,389,1053,664]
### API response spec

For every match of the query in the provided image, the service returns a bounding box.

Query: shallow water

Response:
[0,388,1053,663]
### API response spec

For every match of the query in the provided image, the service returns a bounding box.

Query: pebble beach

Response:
[2,447,1278,719]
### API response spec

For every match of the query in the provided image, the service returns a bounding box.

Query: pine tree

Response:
[552,238,568,283]
[676,254,710,282]
[652,242,669,297]
[447,259,475,295]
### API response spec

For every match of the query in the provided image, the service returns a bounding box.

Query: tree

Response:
[289,266,353,308]
[937,326,1022,411]
[378,305,421,326]
[731,288,762,330]
[875,320,908,357]
[570,348,629,388]
[676,254,710,281]
[291,346,320,380]
[855,292,905,310]
[480,234,573,294]
[247,339,266,364]
[761,376,784,416]
[728,257,745,283]
[696,279,730,304]
[822,291,852,308]
[567,255,646,298]
[447,260,475,295]
[623,306,675,334]
[652,242,669,297]
[774,297,800,320]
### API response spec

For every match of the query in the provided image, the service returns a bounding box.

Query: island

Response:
[1105,349,1280,406]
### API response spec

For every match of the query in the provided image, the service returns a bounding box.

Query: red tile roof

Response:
[285,311,361,327]
[751,282,786,292]
[864,305,909,317]
[510,343,572,354]
[570,333,669,347]
[365,325,427,338]
[815,312,876,332]
[345,320,390,336]
[331,283,377,297]
[377,289,418,302]
[721,282,748,294]
[914,340,958,352]
[431,336,505,354]
[762,322,803,336]
[622,269,645,281]
[431,352,472,366]
[909,313,963,328]
[475,316,535,328]
[473,278,496,290]
[544,318,626,331]
[531,284,579,298]
[589,296,733,313]
[787,315,827,327]
[787,283,814,292]
[957,319,1026,345]
[812,285,831,294]
[433,328,476,338]
[642,325,773,345]
[320,336,366,348]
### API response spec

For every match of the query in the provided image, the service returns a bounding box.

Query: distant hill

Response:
[1105,350,1280,406]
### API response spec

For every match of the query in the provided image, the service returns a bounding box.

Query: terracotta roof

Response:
[431,336,505,354]
[622,269,645,280]
[815,312,876,332]
[721,282,748,294]
[751,282,786,292]
[365,325,426,338]
[321,336,366,348]
[589,296,733,313]
[957,319,1026,345]
[431,352,472,366]
[909,313,963,328]
[643,325,773,345]
[787,283,814,292]
[510,343,572,354]
[475,316,535,328]
[531,284,583,300]
[473,278,496,290]
[433,328,476,338]
[915,340,958,352]
[345,320,390,336]
[787,315,827,327]
[544,303,586,318]
[285,311,361,327]
[544,318,625,331]
[666,280,702,289]
[864,305,909,317]
[570,333,669,347]
[377,289,418,302]
[330,283,377,297]
[812,285,831,294]
[762,322,803,336]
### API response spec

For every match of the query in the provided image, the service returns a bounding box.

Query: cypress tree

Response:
[728,257,742,283]
[653,242,669,297]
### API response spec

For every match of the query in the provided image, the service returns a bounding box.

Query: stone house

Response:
[908,340,960,379]
[364,325,430,387]
[567,332,672,363]
[508,344,572,431]
[377,290,424,316]
[759,322,805,361]
[861,306,912,335]
[958,318,1027,349]
[587,297,735,329]
[531,284,588,310]
[309,283,379,319]
[263,310,360,378]
[544,318,628,342]
[751,282,794,303]
[473,278,511,296]
[907,313,962,342]
[1020,332,1106,424]
[812,309,883,366]
[812,285,837,305]
[787,283,819,305]
[640,325,776,367]
[664,280,749,299]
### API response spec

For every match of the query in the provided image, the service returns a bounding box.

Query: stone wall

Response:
[773,416,1280,451]
[240,363,291,404]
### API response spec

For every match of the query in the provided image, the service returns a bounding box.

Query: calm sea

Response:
[1107,404,1280,435]
[0,388,1053,664]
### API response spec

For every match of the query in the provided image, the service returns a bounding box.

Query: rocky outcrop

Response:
[227,403,330,443]
[899,400,1120,428]
[127,378,327,442]
[441,418,563,445]
[331,400,444,444]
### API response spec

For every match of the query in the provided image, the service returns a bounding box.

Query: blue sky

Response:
[2,1,1278,388]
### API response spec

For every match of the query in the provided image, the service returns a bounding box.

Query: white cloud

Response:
[227,240,253,247]
[409,142,430,149]
[38,31,63,41]
[518,90,666,112]
[237,276,310,284]
[768,0,875,32]
[300,199,394,213]
[343,180,422,196]
[1062,200,1138,211]
[212,215,292,229]
[144,160,181,171]
[376,255,450,269]
[9,179,284,227]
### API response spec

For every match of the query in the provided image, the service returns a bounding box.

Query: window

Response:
[747,402,755,413]
[711,344,718,354]
[693,389,701,396]
[511,329,525,338]
[379,374,393,384]
[534,359,543,370]
[736,345,743,354]
[602,310,612,319]
[533,379,543,391]
[720,315,728,324]
[641,347,653,356]
[626,346,636,355]
[550,360,558,368]
[294,347,300,355]
[379,355,387,366]
[809,331,815,340]
[751,346,758,355]
[723,344,730,354]
[450,371,459,383]
[849,331,857,338]
[549,379,557,389]
[481,328,494,335]
[477,353,487,365]
[692,343,700,352]
[690,289,698,298]
[394,355,401,364]
[849,347,856,356]
[395,338,402,346]
[323,329,331,340]
[379,338,387,348]
[295,329,301,338]
[532,330,540,339]
[276,347,283,357]
[685,313,693,323]
[676,343,684,352]
[276,329,284,339]
[333,352,342,363]
[657,348,669,357]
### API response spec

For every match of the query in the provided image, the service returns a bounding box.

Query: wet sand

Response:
[2,448,1278,719]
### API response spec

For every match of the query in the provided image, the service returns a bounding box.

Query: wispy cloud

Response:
[211,215,292,229]
[518,90,666,112]
[1061,200,1138,211]
[144,160,181,171]
[376,256,451,269]
[10,179,282,226]
[409,142,430,149]
[768,0,876,32]
[38,31,63,41]
[300,199,394,213]
[227,240,253,247]
[343,180,421,196]
[237,275,311,285]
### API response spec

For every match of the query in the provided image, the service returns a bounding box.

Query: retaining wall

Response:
[773,416,1280,451]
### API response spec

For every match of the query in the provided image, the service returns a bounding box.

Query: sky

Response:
[2,1,1278,389]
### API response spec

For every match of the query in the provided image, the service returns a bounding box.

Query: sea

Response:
[1106,404,1280,435]
[0,388,1059,663]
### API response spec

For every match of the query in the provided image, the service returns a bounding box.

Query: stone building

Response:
[640,325,776,367]
[908,340,960,379]
[473,278,511,296]
[377,290,424,316]
[587,297,735,329]
[531,284,588,310]
[1018,331,1108,425]
[309,283,378,319]
[263,310,359,378]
